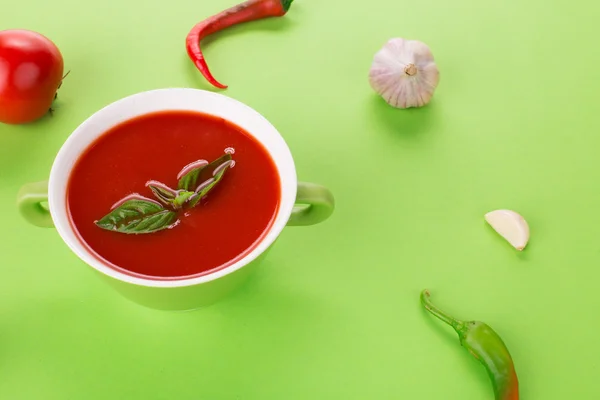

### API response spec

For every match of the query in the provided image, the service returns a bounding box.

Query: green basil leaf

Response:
[172,191,195,209]
[95,198,178,234]
[147,181,178,205]
[177,169,200,192]
[177,159,208,191]
[177,154,232,191]
[188,156,233,208]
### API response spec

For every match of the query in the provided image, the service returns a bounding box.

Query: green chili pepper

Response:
[420,290,519,400]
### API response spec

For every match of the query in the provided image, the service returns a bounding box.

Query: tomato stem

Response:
[57,70,71,90]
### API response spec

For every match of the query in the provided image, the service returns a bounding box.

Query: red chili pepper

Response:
[186,0,294,89]
[421,290,519,400]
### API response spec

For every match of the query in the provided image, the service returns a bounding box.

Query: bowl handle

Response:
[17,180,54,228]
[287,182,334,226]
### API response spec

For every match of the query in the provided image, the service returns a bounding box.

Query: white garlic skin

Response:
[369,38,440,109]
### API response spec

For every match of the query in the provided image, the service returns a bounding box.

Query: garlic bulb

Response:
[369,38,440,109]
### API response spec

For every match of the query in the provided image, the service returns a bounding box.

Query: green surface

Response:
[1,0,599,398]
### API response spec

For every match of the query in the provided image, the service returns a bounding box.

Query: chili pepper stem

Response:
[420,290,467,335]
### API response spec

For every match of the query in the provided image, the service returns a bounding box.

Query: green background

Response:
[1,0,599,398]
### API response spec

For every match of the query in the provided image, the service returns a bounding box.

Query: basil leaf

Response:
[147,182,178,205]
[177,160,208,191]
[95,199,178,234]
[188,156,233,208]
[177,154,232,191]
[172,191,195,209]
[178,169,201,192]
[96,154,234,235]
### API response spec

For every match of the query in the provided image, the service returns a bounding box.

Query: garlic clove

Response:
[369,38,440,109]
[484,210,530,251]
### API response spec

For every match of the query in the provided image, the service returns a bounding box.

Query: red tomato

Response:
[0,29,64,124]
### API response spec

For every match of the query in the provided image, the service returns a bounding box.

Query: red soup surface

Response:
[67,110,281,279]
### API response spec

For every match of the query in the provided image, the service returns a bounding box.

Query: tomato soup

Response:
[67,110,281,279]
